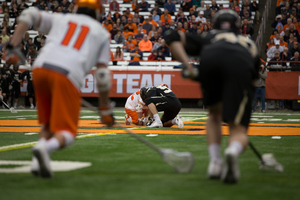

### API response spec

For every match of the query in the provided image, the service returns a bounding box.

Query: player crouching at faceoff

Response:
[124,89,150,126]
[6,0,114,178]
[140,84,184,128]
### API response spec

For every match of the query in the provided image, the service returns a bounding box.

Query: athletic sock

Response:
[227,141,243,155]
[14,103,17,108]
[171,118,176,124]
[208,143,222,161]
[153,114,161,122]
[45,137,60,154]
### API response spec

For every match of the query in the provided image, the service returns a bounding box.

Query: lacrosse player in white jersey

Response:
[6,0,115,178]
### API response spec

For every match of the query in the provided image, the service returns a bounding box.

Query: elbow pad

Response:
[164,30,181,46]
[95,68,111,92]
[18,7,40,27]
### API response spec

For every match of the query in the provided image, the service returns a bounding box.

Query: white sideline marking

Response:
[0,142,37,152]
[24,132,39,135]
[0,115,36,119]
[0,160,91,173]
[16,118,26,120]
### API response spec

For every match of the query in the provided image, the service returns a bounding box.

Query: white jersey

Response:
[33,12,110,88]
[125,90,145,110]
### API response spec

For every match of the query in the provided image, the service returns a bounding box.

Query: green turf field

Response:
[0,108,299,200]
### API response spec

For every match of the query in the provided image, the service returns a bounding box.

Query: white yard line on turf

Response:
[0,115,37,119]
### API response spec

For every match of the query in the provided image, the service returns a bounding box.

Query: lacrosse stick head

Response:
[160,149,195,173]
[10,108,18,113]
[259,153,284,172]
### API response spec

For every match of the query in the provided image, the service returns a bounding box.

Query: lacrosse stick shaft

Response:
[1,100,16,113]
[249,142,263,162]
[81,99,162,153]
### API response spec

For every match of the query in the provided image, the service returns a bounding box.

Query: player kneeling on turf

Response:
[140,84,184,128]
[124,89,150,126]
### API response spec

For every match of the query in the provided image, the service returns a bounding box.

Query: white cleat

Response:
[221,147,240,184]
[147,120,163,128]
[124,114,131,125]
[30,105,35,109]
[31,156,40,176]
[207,159,223,179]
[176,115,184,128]
[32,142,53,178]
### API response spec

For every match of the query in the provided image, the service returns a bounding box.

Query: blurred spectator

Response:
[125,8,134,19]
[114,30,126,44]
[280,35,288,48]
[267,51,285,68]
[164,0,176,15]
[124,18,137,33]
[110,24,119,40]
[157,39,170,57]
[267,41,284,58]
[147,14,158,26]
[289,41,300,56]
[135,23,147,34]
[34,32,46,48]
[282,28,290,41]
[1,27,9,44]
[273,32,280,44]
[142,18,153,33]
[162,22,172,34]
[202,24,210,32]
[266,38,275,53]
[123,26,135,40]
[103,20,112,32]
[139,35,153,52]
[124,35,137,52]
[123,0,131,3]
[110,50,114,61]
[151,3,162,16]
[129,44,143,65]
[134,27,145,42]
[152,37,162,51]
[27,46,38,65]
[176,22,184,31]
[290,51,300,67]
[177,12,188,23]
[160,9,171,24]
[37,36,46,54]
[250,0,260,23]
[156,0,166,8]
[289,23,299,37]
[139,0,150,12]
[241,19,254,38]
[232,0,241,14]
[157,50,166,61]
[276,0,289,15]
[280,47,292,61]
[189,22,198,34]
[197,28,202,35]
[113,11,122,22]
[252,63,267,113]
[169,20,176,29]
[283,18,292,31]
[132,0,139,12]
[113,46,124,65]
[60,0,70,12]
[210,0,220,11]
[150,31,160,44]
[148,49,158,60]
[193,0,201,8]
[188,8,197,20]
[152,10,160,23]
[197,1,206,12]
[183,22,189,31]
[9,3,19,18]
[148,25,157,38]
[175,7,183,21]
[181,0,191,12]
[196,11,206,23]
[110,0,119,11]
[134,11,145,24]
[116,18,124,31]
[290,7,300,19]
[204,4,211,18]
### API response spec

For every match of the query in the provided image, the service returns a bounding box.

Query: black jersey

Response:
[144,85,177,100]
[11,70,23,87]
[22,70,33,83]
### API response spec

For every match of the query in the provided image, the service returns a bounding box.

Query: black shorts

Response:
[198,42,256,128]
[145,96,181,123]
[27,82,34,97]
[12,86,20,98]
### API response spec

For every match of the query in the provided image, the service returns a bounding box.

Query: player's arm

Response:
[164,30,201,79]
[95,39,114,127]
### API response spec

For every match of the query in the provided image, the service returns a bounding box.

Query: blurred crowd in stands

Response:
[267,0,300,70]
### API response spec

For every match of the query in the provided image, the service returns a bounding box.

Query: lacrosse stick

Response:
[81,99,195,173]
[249,142,284,172]
[1,100,17,113]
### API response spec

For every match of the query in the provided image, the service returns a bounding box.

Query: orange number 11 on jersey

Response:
[61,22,90,50]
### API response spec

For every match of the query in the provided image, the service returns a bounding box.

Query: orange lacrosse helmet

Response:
[75,0,103,11]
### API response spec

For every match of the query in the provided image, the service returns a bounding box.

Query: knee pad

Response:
[95,68,111,92]
[60,131,75,147]
[164,30,181,46]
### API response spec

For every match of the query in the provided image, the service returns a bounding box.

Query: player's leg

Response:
[13,86,20,108]
[206,102,223,179]
[252,87,259,112]
[260,87,266,112]
[147,103,163,128]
